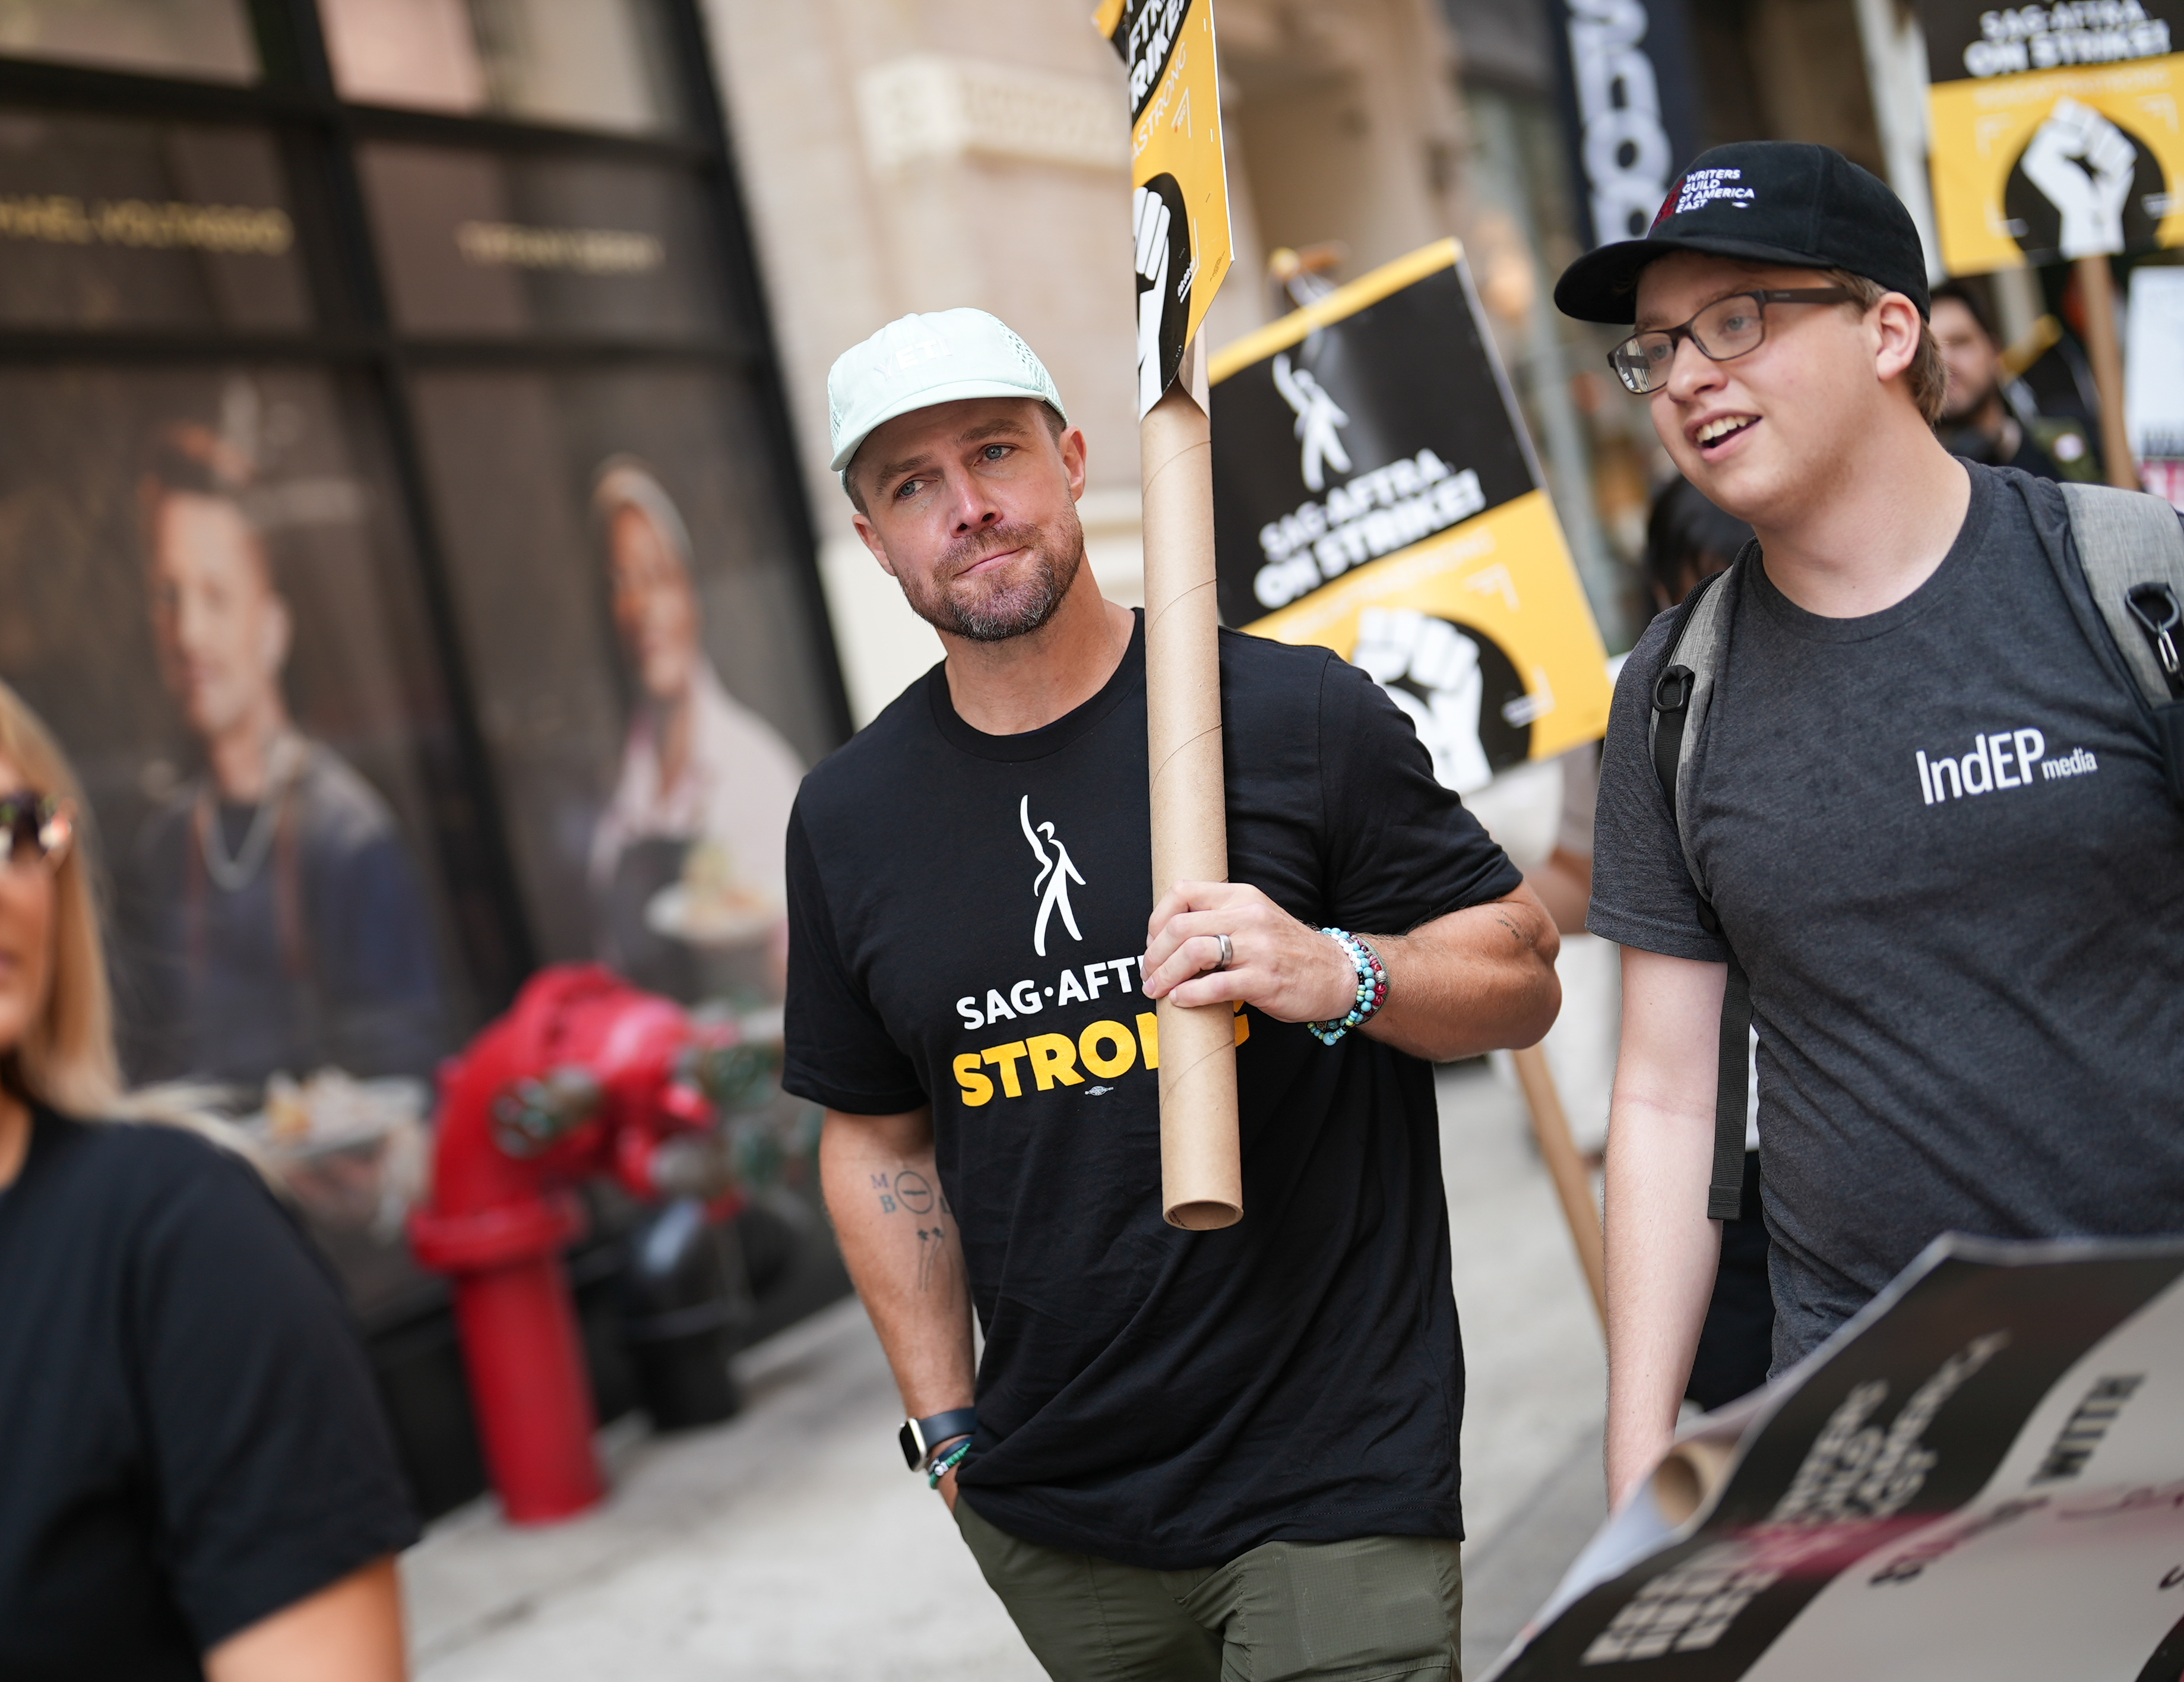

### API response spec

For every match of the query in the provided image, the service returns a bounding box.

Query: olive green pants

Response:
[954,1497,1463,1682]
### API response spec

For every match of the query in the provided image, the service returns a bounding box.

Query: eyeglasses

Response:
[0,790,72,870]
[1607,288,1854,395]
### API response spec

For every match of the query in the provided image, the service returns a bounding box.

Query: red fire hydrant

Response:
[409,964,754,1523]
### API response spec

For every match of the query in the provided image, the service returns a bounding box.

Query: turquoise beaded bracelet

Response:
[1308,928,1388,1045]
[928,1436,973,1488]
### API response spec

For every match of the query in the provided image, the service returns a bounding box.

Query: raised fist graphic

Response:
[1352,607,1495,795]
[2021,97,2136,260]
[1132,173,1190,416]
[1134,183,1172,417]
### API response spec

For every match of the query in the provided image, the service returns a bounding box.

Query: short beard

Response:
[896,508,1085,643]
[1938,380,1995,428]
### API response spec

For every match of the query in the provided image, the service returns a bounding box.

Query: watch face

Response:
[898,1419,923,1470]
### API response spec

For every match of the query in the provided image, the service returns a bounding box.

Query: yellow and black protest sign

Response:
[1096,0,1235,415]
[1919,1,2184,274]
[1210,239,1612,786]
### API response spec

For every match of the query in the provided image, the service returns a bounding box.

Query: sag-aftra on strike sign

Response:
[1095,0,1235,414]
[1919,0,2184,273]
[1208,241,1613,794]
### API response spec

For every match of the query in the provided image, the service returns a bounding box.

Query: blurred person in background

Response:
[1642,475,1752,614]
[1930,282,2061,480]
[0,679,415,1680]
[587,456,804,1001]
[121,422,442,1087]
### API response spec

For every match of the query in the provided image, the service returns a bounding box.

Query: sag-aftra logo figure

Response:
[1020,796,1086,957]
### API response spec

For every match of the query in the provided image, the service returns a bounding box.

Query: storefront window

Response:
[0,0,257,83]
[356,143,731,340]
[319,0,683,135]
[0,113,309,331]
[0,0,840,1082]
[0,364,475,1086]
[411,366,828,1004]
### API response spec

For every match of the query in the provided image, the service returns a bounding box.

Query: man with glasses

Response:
[1555,141,2184,1506]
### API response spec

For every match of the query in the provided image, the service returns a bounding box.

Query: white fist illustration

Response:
[2022,97,2136,259]
[1134,184,1172,416]
[1353,608,1495,795]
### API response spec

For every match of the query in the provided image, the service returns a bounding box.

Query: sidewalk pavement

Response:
[405,1061,1607,1680]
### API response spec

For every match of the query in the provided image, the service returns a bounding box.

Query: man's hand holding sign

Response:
[1141,878,1558,1063]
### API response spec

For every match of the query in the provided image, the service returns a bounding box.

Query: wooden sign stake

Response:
[2075,254,2139,492]
[1511,1042,1607,1329]
[1144,336,1242,1231]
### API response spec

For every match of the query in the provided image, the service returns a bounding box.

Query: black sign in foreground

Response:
[1485,1233,2184,1680]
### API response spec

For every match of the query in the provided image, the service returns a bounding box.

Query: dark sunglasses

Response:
[1607,287,1854,395]
[0,789,72,868]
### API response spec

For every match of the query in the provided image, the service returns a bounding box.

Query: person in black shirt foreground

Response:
[1555,141,2184,1507]
[785,309,1562,1680]
[0,679,416,1681]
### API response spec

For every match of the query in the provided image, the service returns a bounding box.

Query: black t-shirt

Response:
[784,616,1520,1569]
[0,1109,419,1679]
[1941,420,2062,481]
[1590,464,2184,1368]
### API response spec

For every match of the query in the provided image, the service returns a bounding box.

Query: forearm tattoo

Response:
[1493,909,1536,949]
[872,1168,955,1292]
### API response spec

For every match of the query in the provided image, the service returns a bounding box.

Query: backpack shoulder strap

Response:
[1645,559,1739,884]
[1644,557,1752,1222]
[2058,481,2184,804]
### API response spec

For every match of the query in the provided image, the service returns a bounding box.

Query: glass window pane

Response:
[357,142,733,342]
[0,115,312,331]
[0,365,485,1090]
[0,0,257,83]
[321,0,683,134]
[410,366,838,1006]
[318,0,487,115]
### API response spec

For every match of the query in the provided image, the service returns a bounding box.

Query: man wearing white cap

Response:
[783,309,1561,1680]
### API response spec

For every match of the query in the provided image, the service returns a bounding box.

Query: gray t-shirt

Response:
[1590,464,2184,1368]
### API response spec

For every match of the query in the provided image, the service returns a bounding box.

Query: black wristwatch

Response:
[899,1408,978,1471]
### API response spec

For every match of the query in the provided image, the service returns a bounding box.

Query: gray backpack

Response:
[1646,479,2184,1221]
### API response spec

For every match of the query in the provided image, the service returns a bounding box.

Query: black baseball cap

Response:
[1554,141,1930,325]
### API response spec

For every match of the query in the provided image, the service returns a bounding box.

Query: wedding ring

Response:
[1213,932,1234,972]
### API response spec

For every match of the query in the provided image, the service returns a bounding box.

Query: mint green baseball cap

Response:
[827,308,1067,485]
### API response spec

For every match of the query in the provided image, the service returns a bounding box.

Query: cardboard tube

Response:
[1650,1437,1737,1527]
[1511,1042,1607,1329]
[2075,254,2138,491]
[1142,339,1241,1231]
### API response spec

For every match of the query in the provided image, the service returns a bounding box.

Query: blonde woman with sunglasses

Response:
[0,680,414,1681]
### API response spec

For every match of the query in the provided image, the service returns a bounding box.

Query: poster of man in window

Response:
[0,366,814,1111]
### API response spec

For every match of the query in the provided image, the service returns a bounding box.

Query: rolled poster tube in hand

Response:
[1142,339,1241,1231]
